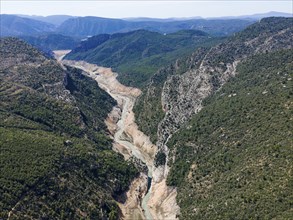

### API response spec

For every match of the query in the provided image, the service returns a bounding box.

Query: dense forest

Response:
[134,17,293,143]
[167,49,293,219]
[0,38,137,219]
[65,29,224,87]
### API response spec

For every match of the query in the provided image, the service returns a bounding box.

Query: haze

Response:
[1,0,292,18]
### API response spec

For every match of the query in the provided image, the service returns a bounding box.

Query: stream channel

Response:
[56,53,157,220]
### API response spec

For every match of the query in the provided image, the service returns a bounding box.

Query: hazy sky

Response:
[1,0,292,18]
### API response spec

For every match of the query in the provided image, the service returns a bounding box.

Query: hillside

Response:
[20,34,79,55]
[16,14,75,26]
[0,14,55,36]
[57,16,129,37]
[134,17,293,143]
[133,17,293,218]
[0,38,137,219]
[65,29,223,87]
[167,49,293,219]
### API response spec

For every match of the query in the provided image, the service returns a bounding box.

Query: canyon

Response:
[54,51,179,220]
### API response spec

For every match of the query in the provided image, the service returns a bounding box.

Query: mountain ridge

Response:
[133,17,293,219]
[2,12,291,38]
[15,14,75,26]
[0,14,55,36]
[65,29,222,88]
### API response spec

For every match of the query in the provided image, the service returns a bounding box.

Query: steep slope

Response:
[57,16,129,36]
[57,16,254,37]
[0,38,137,219]
[0,14,55,36]
[133,17,293,219]
[134,48,209,143]
[135,17,292,147]
[167,49,293,219]
[66,29,222,87]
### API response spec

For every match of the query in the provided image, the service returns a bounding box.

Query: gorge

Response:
[56,52,180,220]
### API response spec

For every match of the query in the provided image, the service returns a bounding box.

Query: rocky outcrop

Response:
[155,19,293,169]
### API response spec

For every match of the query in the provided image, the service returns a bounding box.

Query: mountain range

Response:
[0,14,55,36]
[1,11,291,38]
[65,29,223,87]
[16,14,75,26]
[56,16,254,37]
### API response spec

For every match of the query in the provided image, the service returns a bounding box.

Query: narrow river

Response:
[59,58,156,220]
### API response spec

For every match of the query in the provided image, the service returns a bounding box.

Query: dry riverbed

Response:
[54,50,179,220]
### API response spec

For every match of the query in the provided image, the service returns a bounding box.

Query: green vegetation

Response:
[0,127,137,219]
[234,17,293,40]
[65,29,223,87]
[131,18,293,219]
[64,66,116,142]
[0,38,138,219]
[167,49,293,219]
[154,151,167,167]
[134,17,292,145]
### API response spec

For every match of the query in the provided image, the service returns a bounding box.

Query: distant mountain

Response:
[2,12,290,38]
[0,37,137,219]
[16,14,75,26]
[65,29,223,87]
[57,16,255,37]
[0,14,55,36]
[124,11,292,21]
[20,34,79,54]
[57,16,129,36]
[238,11,292,19]
[210,11,293,20]
[123,16,203,22]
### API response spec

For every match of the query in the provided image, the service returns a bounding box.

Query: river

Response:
[54,51,179,220]
[59,57,156,220]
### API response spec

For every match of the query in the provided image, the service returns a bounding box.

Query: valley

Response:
[58,53,179,220]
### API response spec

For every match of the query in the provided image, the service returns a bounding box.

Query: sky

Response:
[0,0,292,19]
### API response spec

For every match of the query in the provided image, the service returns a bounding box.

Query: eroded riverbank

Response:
[61,60,156,219]
[54,51,179,220]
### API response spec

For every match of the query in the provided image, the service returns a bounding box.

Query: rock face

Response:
[134,17,293,219]
[154,17,293,165]
[166,49,293,219]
